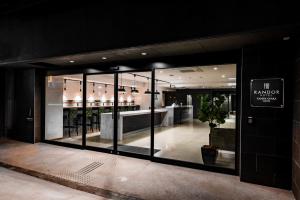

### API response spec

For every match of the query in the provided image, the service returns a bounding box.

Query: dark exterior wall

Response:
[0,2,300,63]
[0,70,5,137]
[34,69,42,143]
[240,41,293,189]
[0,68,41,143]
[293,38,300,200]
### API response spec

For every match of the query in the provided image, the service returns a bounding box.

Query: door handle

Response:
[26,117,33,122]
[28,107,32,117]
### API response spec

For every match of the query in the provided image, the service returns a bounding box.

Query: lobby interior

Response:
[45,64,237,170]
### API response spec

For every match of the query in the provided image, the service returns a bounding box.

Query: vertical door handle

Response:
[26,108,33,121]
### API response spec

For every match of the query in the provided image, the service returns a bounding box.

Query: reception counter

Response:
[100,105,193,140]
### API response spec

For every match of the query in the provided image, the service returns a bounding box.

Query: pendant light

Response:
[118,74,126,93]
[131,74,139,94]
[64,79,67,91]
[92,82,95,93]
[101,84,107,104]
[79,81,82,92]
[154,79,160,95]
[144,77,151,94]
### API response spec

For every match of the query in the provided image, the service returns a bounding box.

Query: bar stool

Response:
[86,108,94,132]
[63,109,76,137]
[91,111,100,131]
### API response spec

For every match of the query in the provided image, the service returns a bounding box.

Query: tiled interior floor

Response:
[0,167,107,200]
[0,139,294,200]
[55,119,235,169]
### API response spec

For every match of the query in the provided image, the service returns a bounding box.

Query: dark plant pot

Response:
[201,145,218,165]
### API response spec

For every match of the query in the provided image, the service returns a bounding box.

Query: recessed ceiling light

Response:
[159,70,163,73]
[69,60,75,63]
[221,74,226,78]
[213,67,218,70]
[283,36,290,41]
[141,52,147,56]
[102,57,107,60]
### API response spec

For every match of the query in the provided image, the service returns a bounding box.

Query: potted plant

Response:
[198,94,227,165]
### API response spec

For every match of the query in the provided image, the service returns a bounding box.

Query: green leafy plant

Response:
[69,108,78,120]
[197,94,227,131]
[86,108,93,118]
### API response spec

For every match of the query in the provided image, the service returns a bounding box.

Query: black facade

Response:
[241,42,293,189]
[0,1,299,195]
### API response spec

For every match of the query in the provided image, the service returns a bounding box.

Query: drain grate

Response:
[77,161,103,175]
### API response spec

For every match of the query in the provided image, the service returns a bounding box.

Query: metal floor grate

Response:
[55,161,103,185]
[77,161,103,175]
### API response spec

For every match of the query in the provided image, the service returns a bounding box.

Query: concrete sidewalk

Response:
[0,139,295,200]
[0,167,108,200]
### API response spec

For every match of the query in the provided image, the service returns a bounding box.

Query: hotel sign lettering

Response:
[250,78,284,108]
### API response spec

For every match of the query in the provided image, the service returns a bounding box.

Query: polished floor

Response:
[55,118,236,169]
[0,139,294,200]
[0,167,107,200]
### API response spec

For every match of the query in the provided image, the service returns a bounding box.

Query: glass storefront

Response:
[44,64,237,171]
[154,65,236,169]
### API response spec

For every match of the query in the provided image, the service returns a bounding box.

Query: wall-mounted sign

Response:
[250,78,284,108]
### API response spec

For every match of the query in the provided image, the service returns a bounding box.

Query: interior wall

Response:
[45,76,64,140]
[292,38,300,200]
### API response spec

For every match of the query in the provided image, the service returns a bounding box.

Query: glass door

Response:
[85,71,152,156]
[85,73,115,150]
[116,71,152,156]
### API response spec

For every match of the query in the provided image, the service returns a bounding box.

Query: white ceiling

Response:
[66,64,236,89]
[155,64,236,89]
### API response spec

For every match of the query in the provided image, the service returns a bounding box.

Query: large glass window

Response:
[45,74,83,145]
[154,65,236,170]
[44,64,237,171]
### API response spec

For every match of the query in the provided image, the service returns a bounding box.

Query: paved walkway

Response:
[0,167,108,200]
[0,139,295,200]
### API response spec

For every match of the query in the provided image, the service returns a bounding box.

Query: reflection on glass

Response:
[154,65,236,170]
[45,74,83,145]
